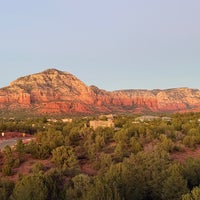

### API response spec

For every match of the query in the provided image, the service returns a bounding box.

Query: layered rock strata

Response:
[0,69,200,114]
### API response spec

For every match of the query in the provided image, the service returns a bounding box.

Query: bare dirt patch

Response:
[0,154,54,182]
[171,146,200,162]
[79,159,97,176]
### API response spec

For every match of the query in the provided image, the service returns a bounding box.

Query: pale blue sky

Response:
[0,0,200,91]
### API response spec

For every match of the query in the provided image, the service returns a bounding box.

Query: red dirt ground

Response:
[0,154,54,182]
[3,132,200,181]
[79,159,97,176]
[0,132,33,141]
[2,147,200,183]
[0,153,96,183]
[171,146,200,162]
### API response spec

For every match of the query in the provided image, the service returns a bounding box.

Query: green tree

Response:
[66,174,91,199]
[122,149,171,200]
[182,187,200,200]
[183,136,197,148]
[32,162,45,174]
[45,169,65,200]
[158,134,175,152]
[129,137,143,154]
[51,145,79,174]
[36,129,64,151]
[2,145,14,176]
[29,143,50,159]
[183,157,200,189]
[162,163,188,200]
[82,177,122,200]
[68,127,82,146]
[15,139,25,162]
[114,142,128,161]
[95,127,114,144]
[0,179,14,200]
[95,135,105,150]
[11,175,48,200]
[94,153,112,173]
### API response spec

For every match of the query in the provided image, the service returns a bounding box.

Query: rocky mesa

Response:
[0,68,200,114]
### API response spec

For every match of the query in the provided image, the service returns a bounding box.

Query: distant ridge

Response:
[0,68,200,115]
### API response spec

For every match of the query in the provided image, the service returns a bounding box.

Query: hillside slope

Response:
[0,68,200,114]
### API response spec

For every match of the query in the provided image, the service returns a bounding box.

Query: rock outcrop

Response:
[0,68,200,114]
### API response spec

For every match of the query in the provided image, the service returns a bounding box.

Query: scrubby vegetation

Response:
[1,113,200,199]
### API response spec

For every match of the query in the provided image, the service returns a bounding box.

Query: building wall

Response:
[89,120,114,130]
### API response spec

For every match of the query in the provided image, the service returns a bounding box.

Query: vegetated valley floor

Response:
[2,142,200,183]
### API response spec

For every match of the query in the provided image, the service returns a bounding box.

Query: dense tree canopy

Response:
[1,113,200,199]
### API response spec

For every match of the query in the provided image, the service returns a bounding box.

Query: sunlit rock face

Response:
[0,68,200,114]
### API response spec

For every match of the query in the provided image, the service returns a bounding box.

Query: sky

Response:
[0,0,200,91]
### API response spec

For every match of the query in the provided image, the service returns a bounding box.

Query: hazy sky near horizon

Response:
[0,0,200,91]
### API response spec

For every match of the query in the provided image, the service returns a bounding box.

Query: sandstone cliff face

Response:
[111,88,200,112]
[0,68,200,114]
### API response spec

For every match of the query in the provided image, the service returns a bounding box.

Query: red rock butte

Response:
[0,68,200,114]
